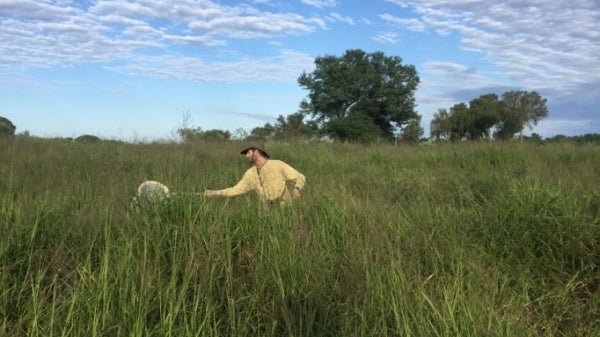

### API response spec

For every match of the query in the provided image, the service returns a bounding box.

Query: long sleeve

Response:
[280,161,306,191]
[212,168,259,197]
[211,160,305,203]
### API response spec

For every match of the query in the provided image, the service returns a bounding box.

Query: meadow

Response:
[0,136,598,336]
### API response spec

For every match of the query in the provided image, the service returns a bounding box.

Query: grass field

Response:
[0,137,599,336]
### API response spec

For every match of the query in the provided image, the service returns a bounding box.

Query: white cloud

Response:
[0,0,76,20]
[423,61,493,86]
[379,13,426,32]
[301,0,337,9]
[188,13,318,39]
[0,0,324,79]
[105,49,315,82]
[387,0,600,89]
[373,32,399,44]
[328,12,354,25]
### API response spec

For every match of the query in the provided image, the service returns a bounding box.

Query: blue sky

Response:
[1,0,599,141]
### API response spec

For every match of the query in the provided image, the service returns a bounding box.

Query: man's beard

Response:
[249,153,258,164]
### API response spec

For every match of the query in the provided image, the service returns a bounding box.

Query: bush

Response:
[75,134,102,143]
[0,116,16,136]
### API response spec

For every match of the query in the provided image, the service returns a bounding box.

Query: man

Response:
[204,143,306,204]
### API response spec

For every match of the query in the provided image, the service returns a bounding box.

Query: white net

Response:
[137,180,170,199]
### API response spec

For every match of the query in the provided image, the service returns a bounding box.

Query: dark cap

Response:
[240,143,269,158]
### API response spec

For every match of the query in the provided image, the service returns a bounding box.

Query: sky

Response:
[1,0,599,141]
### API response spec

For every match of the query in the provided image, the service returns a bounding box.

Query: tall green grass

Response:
[0,137,598,336]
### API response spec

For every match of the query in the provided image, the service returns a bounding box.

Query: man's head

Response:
[240,143,269,161]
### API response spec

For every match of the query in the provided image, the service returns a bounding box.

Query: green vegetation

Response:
[74,134,103,143]
[431,90,549,141]
[0,116,17,136]
[298,49,421,142]
[1,136,598,336]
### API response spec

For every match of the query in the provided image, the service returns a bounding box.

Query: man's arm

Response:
[280,162,306,198]
[204,169,256,198]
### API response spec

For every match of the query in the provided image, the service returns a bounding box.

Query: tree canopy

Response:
[495,90,548,140]
[247,112,318,141]
[75,134,102,143]
[0,116,16,136]
[298,49,420,142]
[178,127,231,143]
[430,90,549,141]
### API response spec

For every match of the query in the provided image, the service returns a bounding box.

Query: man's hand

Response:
[204,190,215,197]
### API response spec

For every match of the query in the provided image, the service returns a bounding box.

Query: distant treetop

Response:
[0,116,16,136]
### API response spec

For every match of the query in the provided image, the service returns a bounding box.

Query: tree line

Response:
[430,91,548,141]
[179,50,550,143]
[179,49,423,143]
[177,112,319,142]
[4,49,595,144]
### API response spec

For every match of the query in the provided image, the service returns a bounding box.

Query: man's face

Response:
[245,149,257,163]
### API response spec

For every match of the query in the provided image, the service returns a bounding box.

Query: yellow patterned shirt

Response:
[212,160,306,203]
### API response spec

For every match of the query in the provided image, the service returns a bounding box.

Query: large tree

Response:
[431,102,485,142]
[0,116,16,136]
[495,90,548,140]
[467,93,500,140]
[430,108,451,141]
[447,102,471,141]
[298,49,420,142]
